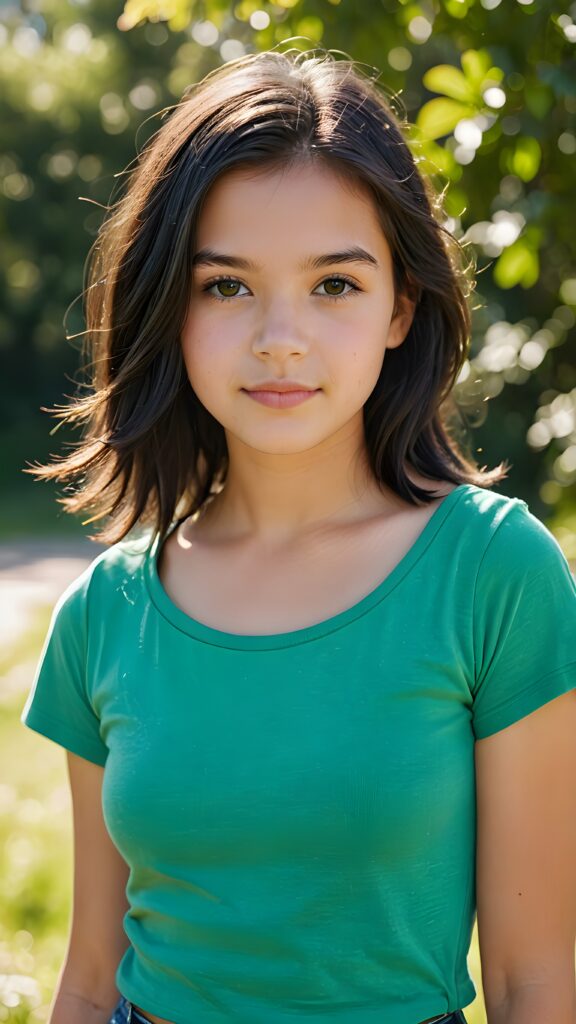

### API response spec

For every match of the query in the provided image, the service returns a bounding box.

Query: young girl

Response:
[21,47,576,1024]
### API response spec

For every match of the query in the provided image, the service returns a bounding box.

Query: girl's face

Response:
[181,160,415,458]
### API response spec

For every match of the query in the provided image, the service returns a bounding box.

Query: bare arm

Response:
[49,751,131,1023]
[50,988,116,1024]
[487,980,576,1024]
[475,688,576,1024]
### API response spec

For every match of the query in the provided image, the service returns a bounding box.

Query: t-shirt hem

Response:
[21,707,108,766]
[116,973,477,1024]
[473,661,576,740]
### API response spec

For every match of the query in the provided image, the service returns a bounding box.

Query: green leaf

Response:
[235,0,264,17]
[416,138,457,178]
[493,240,540,289]
[294,15,324,41]
[444,186,468,219]
[460,49,492,88]
[423,65,476,103]
[118,0,186,29]
[511,136,542,182]
[416,98,477,141]
[444,0,474,19]
[485,66,505,85]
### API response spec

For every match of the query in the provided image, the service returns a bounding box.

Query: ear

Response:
[386,284,419,350]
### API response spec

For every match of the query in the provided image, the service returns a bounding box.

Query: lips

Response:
[242,389,320,409]
[242,384,319,393]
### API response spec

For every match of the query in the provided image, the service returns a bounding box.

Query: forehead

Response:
[195,160,390,257]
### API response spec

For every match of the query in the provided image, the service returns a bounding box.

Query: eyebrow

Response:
[191,246,379,272]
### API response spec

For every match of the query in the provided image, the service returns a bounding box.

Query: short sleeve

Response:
[20,571,109,766]
[472,500,576,740]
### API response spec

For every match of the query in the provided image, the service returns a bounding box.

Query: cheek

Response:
[180,339,212,405]
[330,320,388,383]
[179,313,221,388]
[342,345,387,409]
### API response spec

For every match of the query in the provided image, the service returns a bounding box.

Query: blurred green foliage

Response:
[1,0,576,553]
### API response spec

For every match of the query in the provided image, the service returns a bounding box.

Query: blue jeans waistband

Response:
[108,995,468,1024]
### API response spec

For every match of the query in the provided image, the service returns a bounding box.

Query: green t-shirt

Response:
[21,483,576,1024]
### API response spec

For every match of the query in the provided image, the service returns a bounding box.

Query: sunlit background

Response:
[1,0,575,1020]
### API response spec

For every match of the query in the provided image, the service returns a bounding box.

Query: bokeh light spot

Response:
[408,16,433,43]
[483,86,506,108]
[191,20,219,45]
[387,47,412,71]
[250,10,271,29]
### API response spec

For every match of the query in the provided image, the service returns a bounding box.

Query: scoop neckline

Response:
[144,483,473,650]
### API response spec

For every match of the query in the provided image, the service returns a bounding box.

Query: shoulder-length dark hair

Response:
[28,46,509,544]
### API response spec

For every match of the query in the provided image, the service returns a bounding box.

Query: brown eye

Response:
[215,280,241,297]
[203,278,249,301]
[323,278,347,296]
[316,276,359,300]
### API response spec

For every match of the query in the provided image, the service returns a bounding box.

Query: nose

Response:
[251,299,310,359]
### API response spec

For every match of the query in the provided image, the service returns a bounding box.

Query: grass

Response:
[1,612,488,1024]
[1,607,73,1023]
